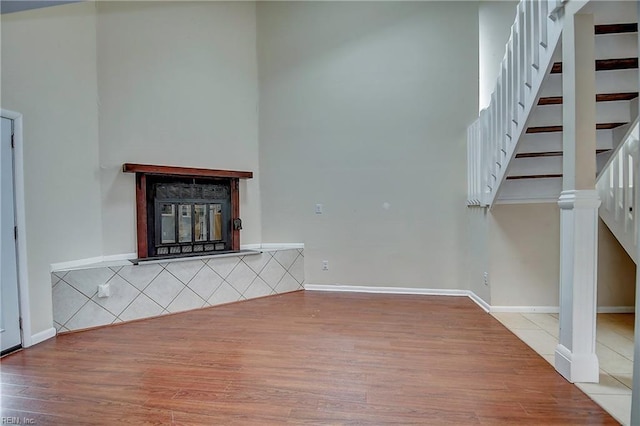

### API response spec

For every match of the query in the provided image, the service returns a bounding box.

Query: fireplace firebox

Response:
[123,163,253,260]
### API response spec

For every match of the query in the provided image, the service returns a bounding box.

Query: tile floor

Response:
[492,312,634,425]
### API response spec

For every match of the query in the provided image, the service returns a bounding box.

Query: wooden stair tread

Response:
[538,92,639,105]
[551,57,638,74]
[506,174,563,180]
[594,23,638,35]
[527,123,627,133]
[515,149,610,159]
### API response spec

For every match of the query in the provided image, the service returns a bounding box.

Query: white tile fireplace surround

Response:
[52,248,304,333]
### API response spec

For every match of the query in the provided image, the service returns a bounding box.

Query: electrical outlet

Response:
[98,283,110,298]
[322,260,329,271]
[483,272,489,286]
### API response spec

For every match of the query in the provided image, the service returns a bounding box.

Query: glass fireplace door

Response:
[151,180,231,257]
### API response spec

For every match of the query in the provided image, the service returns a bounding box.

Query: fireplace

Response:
[123,163,253,260]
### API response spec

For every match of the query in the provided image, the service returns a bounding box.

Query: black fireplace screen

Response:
[148,177,231,257]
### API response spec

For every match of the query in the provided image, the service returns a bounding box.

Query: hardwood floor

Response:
[1,291,617,425]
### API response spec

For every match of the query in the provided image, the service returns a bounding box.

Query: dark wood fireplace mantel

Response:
[123,163,253,259]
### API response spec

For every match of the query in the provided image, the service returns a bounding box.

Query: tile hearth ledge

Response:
[51,245,305,334]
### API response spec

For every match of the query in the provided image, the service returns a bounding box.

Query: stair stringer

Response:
[468,1,566,207]
[597,118,639,264]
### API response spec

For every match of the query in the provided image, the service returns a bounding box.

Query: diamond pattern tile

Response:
[119,294,164,322]
[167,287,206,313]
[289,254,304,284]
[243,253,271,275]
[51,249,304,331]
[52,271,68,280]
[51,274,61,287]
[188,266,223,301]
[117,263,163,290]
[260,258,286,288]
[63,268,115,298]
[225,261,257,295]
[92,275,140,317]
[208,281,242,306]
[166,260,204,284]
[52,281,90,325]
[273,250,299,271]
[207,257,240,279]
[144,270,185,308]
[243,277,273,299]
[66,300,116,330]
[276,272,302,294]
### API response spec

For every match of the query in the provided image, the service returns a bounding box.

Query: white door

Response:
[1,116,21,354]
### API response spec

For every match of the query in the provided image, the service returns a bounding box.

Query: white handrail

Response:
[597,122,639,263]
[467,0,566,206]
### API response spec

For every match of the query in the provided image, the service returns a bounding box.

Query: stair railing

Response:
[467,0,566,207]
[597,122,639,263]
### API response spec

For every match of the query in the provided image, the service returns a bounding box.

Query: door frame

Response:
[2,109,32,347]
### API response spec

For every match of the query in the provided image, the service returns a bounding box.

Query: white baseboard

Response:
[304,284,468,297]
[490,306,560,313]
[490,306,635,314]
[467,291,491,313]
[597,306,635,314]
[304,284,491,312]
[304,286,635,315]
[26,327,56,347]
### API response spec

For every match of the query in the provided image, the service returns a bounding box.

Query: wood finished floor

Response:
[1,291,617,425]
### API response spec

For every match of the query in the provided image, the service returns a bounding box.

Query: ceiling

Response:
[1,1,82,15]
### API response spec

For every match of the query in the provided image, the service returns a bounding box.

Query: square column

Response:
[554,12,600,383]
[555,191,600,383]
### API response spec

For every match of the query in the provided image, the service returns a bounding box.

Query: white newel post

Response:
[554,11,600,383]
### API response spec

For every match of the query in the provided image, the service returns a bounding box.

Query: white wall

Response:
[466,207,491,303]
[479,0,518,110]
[598,219,636,308]
[96,2,261,255]
[1,1,261,337]
[257,1,478,289]
[1,2,102,333]
[489,203,561,307]
[489,203,636,308]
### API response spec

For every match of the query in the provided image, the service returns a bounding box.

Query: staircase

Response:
[468,0,639,262]
[597,122,638,263]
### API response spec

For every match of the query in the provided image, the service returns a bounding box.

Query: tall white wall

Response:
[257,1,478,289]
[479,0,518,110]
[1,2,102,334]
[96,2,261,254]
